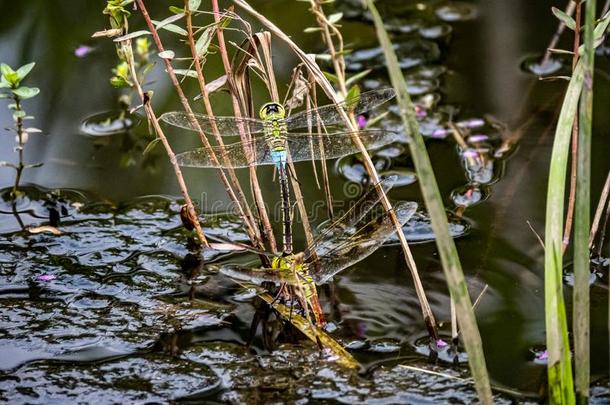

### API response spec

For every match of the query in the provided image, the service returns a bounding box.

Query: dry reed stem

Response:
[135,0,265,250]
[183,2,265,250]
[562,0,582,254]
[233,0,438,338]
[210,0,280,253]
[120,41,209,247]
[542,1,577,66]
[590,170,610,249]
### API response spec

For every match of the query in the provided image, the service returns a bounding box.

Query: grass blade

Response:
[545,59,583,404]
[574,0,595,402]
[363,1,492,403]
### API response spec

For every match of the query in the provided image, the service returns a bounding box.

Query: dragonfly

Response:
[160,88,402,254]
[215,176,417,323]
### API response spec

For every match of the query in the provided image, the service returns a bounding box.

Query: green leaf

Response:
[110,76,130,88]
[154,13,185,29]
[328,12,343,25]
[594,10,610,41]
[113,30,151,42]
[345,85,361,110]
[158,50,175,59]
[0,64,19,87]
[551,7,576,30]
[24,163,43,169]
[12,87,40,99]
[196,27,214,58]
[168,6,183,14]
[0,63,15,79]
[345,69,372,88]
[189,0,201,11]
[322,71,339,83]
[304,27,323,33]
[174,69,198,78]
[16,62,35,80]
[152,18,187,36]
[143,138,161,155]
[13,110,26,120]
[0,161,17,169]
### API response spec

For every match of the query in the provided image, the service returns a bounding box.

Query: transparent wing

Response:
[308,201,417,284]
[286,129,402,162]
[175,136,274,168]
[175,129,402,169]
[303,176,398,260]
[160,112,265,135]
[285,88,395,130]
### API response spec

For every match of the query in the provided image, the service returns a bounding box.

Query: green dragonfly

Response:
[160,88,401,254]
[216,177,417,309]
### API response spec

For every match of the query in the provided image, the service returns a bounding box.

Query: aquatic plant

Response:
[95,0,211,246]
[0,62,41,200]
[361,1,492,403]
[543,1,610,403]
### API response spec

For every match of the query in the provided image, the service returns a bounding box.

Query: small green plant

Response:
[0,62,42,199]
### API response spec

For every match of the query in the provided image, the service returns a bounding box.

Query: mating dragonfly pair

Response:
[161,88,404,254]
[162,88,411,303]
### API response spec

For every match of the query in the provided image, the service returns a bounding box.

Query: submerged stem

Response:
[11,96,24,199]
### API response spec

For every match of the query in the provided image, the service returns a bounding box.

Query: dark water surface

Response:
[0,0,609,403]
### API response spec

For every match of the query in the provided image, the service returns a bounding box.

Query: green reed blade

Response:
[363,1,493,404]
[574,0,595,402]
[546,59,583,404]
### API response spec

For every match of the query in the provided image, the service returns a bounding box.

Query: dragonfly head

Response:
[259,102,285,120]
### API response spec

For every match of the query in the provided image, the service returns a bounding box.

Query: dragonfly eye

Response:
[259,102,285,120]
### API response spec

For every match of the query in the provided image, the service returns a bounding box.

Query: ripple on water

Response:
[80,111,134,137]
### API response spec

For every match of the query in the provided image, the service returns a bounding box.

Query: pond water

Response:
[1,0,609,403]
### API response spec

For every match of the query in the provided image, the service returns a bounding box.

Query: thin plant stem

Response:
[232,0,440,341]
[364,1,492,402]
[590,170,610,250]
[562,0,581,255]
[574,0,595,400]
[183,1,266,251]
[136,0,267,249]
[11,96,24,199]
[210,0,279,253]
[121,41,209,247]
[542,1,576,66]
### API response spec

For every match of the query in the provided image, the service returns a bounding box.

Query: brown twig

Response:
[135,0,267,250]
[183,1,265,251]
[211,0,279,253]
[589,170,610,250]
[542,1,577,67]
[562,0,582,254]
[120,40,209,247]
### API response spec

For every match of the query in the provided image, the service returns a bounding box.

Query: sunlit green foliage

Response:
[0,62,42,198]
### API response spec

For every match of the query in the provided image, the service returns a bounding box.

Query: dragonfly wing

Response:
[175,136,274,168]
[286,129,403,163]
[309,201,417,284]
[160,112,265,135]
[284,88,395,130]
[302,177,398,260]
[220,265,303,286]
